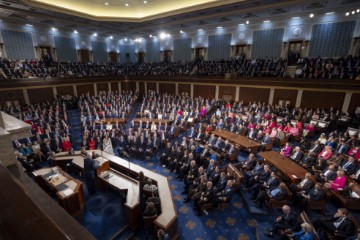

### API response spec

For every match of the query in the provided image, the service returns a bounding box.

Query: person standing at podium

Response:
[84,152,99,195]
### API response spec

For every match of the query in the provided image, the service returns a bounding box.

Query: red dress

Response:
[62,137,72,151]
[88,140,96,150]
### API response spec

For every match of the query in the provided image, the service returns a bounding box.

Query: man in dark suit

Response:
[314,208,355,239]
[289,146,304,162]
[309,140,323,157]
[84,152,99,195]
[265,205,298,238]
[289,172,314,194]
[350,167,360,182]
[250,171,279,200]
[340,157,358,175]
[315,164,337,182]
[254,182,288,208]
[300,152,316,172]
[296,183,326,211]
[194,181,214,216]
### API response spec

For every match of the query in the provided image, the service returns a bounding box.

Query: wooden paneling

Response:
[97,83,109,93]
[194,84,215,99]
[239,87,270,104]
[56,86,74,96]
[147,82,156,91]
[159,83,175,95]
[28,87,54,103]
[178,84,191,96]
[111,82,119,93]
[121,81,136,92]
[348,93,360,113]
[0,90,25,106]
[273,89,297,106]
[138,82,145,93]
[76,84,94,96]
[301,91,345,110]
[219,86,236,101]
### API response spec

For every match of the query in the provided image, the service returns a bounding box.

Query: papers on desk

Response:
[292,175,298,179]
[62,189,74,197]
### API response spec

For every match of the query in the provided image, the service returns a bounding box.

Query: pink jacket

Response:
[331,176,346,191]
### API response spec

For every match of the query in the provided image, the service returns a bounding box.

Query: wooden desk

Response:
[213,129,261,154]
[32,167,84,216]
[132,118,173,125]
[98,150,178,239]
[55,151,178,238]
[259,151,308,183]
[98,170,140,229]
[94,118,126,124]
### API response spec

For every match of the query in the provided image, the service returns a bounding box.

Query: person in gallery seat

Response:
[265,205,298,239]
[254,182,288,208]
[143,202,158,217]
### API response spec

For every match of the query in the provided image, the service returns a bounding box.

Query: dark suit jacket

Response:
[334,217,355,237]
[290,151,304,161]
[301,179,315,193]
[308,188,326,201]
[271,188,288,200]
[279,213,298,230]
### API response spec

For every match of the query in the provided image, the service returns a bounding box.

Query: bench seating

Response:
[329,179,360,210]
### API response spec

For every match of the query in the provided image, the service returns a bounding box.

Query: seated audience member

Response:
[265,205,298,238]
[280,142,292,158]
[324,170,347,191]
[336,140,349,155]
[289,146,304,162]
[318,133,327,145]
[318,146,333,161]
[193,181,214,216]
[286,222,315,240]
[314,208,355,239]
[347,145,360,159]
[213,180,234,208]
[350,167,360,182]
[295,183,326,212]
[143,179,158,194]
[143,202,158,217]
[157,229,170,240]
[314,163,337,182]
[19,143,33,159]
[308,140,323,157]
[300,152,316,172]
[339,156,358,175]
[250,171,279,200]
[254,182,288,208]
[289,172,314,194]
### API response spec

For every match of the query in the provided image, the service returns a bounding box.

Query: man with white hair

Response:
[265,205,297,238]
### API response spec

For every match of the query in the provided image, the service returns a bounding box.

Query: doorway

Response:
[287,41,302,65]
[79,49,90,62]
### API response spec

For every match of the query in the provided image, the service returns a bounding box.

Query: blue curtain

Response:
[146,40,160,62]
[1,29,35,60]
[119,44,136,63]
[174,38,191,61]
[309,21,356,58]
[54,36,77,62]
[91,41,108,63]
[251,28,284,59]
[208,34,231,60]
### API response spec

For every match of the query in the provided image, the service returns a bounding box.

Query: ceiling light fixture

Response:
[26,23,33,27]
[357,9,360,13]
[105,2,109,5]
[325,12,334,15]
[74,30,78,33]
[144,0,147,3]
[217,26,222,29]
[263,20,270,23]
[124,38,128,41]
[292,16,300,19]
[239,23,245,26]
[309,13,314,18]
[352,11,355,14]
[246,21,249,24]
[198,29,203,31]
[93,33,97,36]
[346,12,350,16]
[109,36,113,39]
[125,3,129,7]
[149,34,152,38]
[51,27,57,31]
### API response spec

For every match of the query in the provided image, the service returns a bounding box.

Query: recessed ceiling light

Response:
[217,26,222,29]
[352,11,355,14]
[124,38,128,41]
[238,23,245,26]
[357,9,360,13]
[109,36,113,39]
[246,20,249,24]
[198,29,203,31]
[125,3,129,7]
[104,2,109,5]
[93,33,97,36]
[325,12,334,15]
[26,23,33,27]
[149,34,152,38]
[346,12,350,16]
[263,20,270,23]
[144,0,147,3]
[51,27,57,31]
[292,16,300,19]
[180,30,184,33]
[309,13,314,18]
[74,30,78,33]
